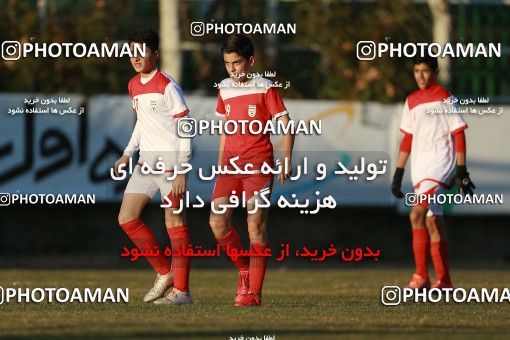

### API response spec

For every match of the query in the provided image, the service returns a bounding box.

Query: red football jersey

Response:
[215,77,288,169]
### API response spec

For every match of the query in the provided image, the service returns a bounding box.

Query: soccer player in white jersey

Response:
[391,55,475,289]
[208,34,294,307]
[114,29,192,305]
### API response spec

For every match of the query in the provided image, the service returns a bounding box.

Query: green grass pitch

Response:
[1,269,509,339]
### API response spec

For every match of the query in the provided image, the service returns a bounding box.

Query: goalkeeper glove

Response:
[391,167,405,199]
[453,165,475,196]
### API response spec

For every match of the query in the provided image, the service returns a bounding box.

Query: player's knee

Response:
[248,230,265,241]
[426,216,445,240]
[247,221,266,236]
[118,212,139,226]
[409,209,425,226]
[165,216,185,228]
[209,217,228,234]
[165,218,184,228]
[426,224,440,241]
[247,225,267,244]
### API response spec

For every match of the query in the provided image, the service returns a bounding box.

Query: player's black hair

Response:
[413,54,438,71]
[128,28,159,53]
[221,34,254,59]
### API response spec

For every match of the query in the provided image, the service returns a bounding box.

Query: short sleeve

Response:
[215,90,226,117]
[164,82,189,118]
[265,87,288,119]
[128,81,136,112]
[128,79,133,98]
[400,99,413,134]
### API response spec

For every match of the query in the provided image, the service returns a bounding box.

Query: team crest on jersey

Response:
[248,104,257,117]
[150,100,157,112]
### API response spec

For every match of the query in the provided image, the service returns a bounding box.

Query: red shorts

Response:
[211,174,274,203]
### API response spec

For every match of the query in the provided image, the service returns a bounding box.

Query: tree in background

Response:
[0,0,158,95]
[293,0,432,102]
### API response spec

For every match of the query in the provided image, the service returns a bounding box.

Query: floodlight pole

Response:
[159,0,182,82]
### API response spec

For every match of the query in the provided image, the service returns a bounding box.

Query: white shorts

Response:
[124,165,178,204]
[415,180,446,217]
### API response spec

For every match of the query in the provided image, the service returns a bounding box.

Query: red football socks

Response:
[120,218,171,275]
[431,240,451,284]
[412,228,429,280]
[167,225,191,292]
[249,242,269,294]
[216,228,249,271]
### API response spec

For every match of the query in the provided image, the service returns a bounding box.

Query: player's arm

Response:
[264,86,293,184]
[214,90,227,166]
[114,119,141,177]
[391,131,412,199]
[165,83,191,197]
[177,119,192,166]
[392,99,413,199]
[217,121,226,166]
[277,114,294,185]
[452,129,475,195]
[454,129,466,166]
[445,96,474,195]
[169,116,191,197]
[124,119,141,157]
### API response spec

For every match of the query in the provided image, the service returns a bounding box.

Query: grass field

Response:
[0,268,509,339]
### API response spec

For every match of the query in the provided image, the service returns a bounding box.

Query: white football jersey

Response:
[124,69,190,168]
[400,82,467,190]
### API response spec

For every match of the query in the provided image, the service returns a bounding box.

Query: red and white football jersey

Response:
[124,69,190,168]
[400,82,467,189]
[215,77,288,168]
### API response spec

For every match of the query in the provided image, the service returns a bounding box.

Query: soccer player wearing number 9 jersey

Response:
[209,34,295,307]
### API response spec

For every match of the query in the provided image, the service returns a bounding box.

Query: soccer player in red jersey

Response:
[391,55,475,289]
[209,34,294,307]
[114,29,192,304]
